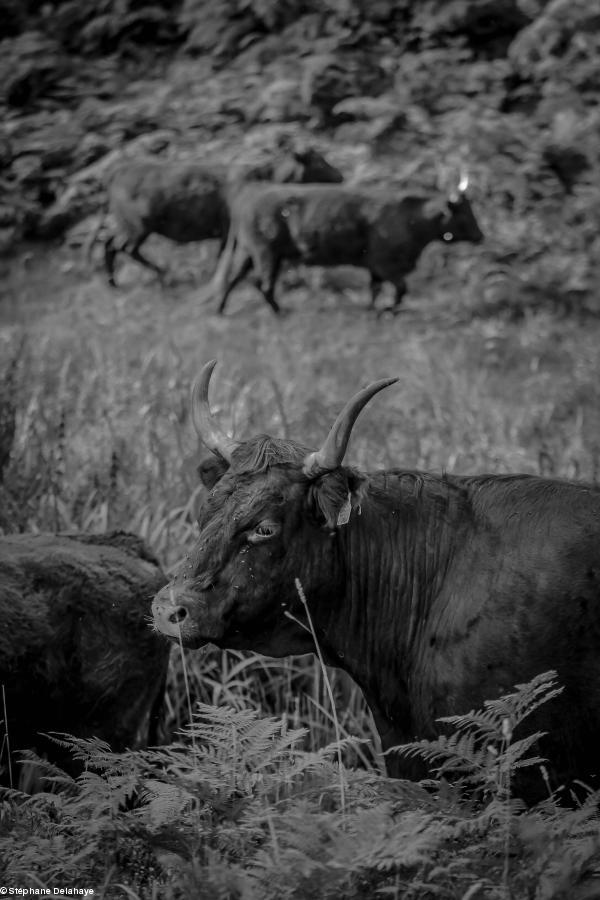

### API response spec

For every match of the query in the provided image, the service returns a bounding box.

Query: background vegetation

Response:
[1,0,600,896]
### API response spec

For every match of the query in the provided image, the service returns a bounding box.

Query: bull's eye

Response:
[248,521,280,543]
[443,231,453,241]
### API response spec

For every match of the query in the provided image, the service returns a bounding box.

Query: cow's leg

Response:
[217,248,253,314]
[377,279,406,317]
[390,279,406,314]
[128,239,166,282]
[369,274,384,310]
[201,227,237,304]
[104,234,119,288]
[256,255,282,315]
[84,212,106,266]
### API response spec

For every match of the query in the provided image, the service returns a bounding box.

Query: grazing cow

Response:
[1,531,169,784]
[91,146,343,287]
[153,361,600,800]
[212,173,483,314]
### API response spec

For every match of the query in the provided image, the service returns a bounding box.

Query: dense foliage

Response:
[3,675,600,899]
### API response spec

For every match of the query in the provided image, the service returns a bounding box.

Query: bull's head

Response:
[439,168,484,244]
[152,362,397,658]
[293,146,344,184]
[272,139,344,185]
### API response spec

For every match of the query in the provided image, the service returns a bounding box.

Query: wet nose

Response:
[152,585,193,633]
[167,605,188,626]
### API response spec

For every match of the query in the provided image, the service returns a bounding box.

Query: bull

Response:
[1,531,169,784]
[212,173,483,314]
[91,145,343,287]
[153,361,600,800]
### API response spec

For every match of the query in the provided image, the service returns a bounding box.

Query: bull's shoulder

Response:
[249,183,367,217]
[244,182,353,200]
[366,468,600,532]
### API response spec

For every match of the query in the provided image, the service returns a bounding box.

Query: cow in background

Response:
[90,141,343,287]
[211,172,483,314]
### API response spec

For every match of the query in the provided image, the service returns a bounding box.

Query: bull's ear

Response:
[197,456,229,489]
[307,470,366,530]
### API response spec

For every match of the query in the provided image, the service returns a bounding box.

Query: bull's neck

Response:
[312,471,469,722]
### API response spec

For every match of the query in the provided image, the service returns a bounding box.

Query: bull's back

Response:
[241,186,436,275]
[108,160,227,242]
[243,185,371,263]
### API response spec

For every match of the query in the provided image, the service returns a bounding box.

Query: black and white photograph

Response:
[1,0,600,896]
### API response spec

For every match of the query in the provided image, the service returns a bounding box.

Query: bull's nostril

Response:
[168,606,188,625]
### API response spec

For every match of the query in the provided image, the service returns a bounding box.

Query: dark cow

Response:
[212,173,483,314]
[153,361,600,800]
[1,531,169,785]
[92,145,343,287]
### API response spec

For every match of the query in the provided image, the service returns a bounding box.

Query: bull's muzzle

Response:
[152,583,225,646]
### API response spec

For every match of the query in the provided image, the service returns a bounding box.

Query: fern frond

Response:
[138,779,196,827]
[480,670,563,731]
[387,673,563,799]
[16,747,77,787]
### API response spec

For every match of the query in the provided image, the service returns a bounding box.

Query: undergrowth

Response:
[2,674,599,900]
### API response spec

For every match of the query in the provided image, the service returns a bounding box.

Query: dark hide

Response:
[214,184,484,314]
[1,531,169,783]
[98,148,343,287]
[154,435,600,802]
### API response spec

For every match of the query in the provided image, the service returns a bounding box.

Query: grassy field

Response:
[2,230,600,896]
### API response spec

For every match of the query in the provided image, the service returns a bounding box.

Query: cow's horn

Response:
[191,360,240,463]
[458,168,469,192]
[303,377,399,476]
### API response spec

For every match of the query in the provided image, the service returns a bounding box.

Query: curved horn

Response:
[190,360,240,463]
[458,168,469,193]
[303,377,399,477]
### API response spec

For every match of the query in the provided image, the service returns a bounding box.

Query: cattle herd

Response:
[90,141,483,315]
[3,140,599,805]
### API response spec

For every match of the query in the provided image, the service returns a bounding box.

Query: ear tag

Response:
[336,492,353,527]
